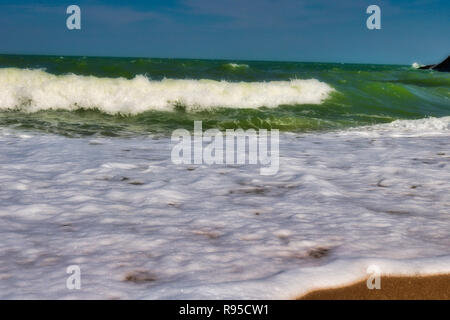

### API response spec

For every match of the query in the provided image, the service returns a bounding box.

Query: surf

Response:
[0,68,334,115]
[0,56,449,136]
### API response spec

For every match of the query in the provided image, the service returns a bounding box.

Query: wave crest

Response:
[0,68,334,115]
[222,63,249,69]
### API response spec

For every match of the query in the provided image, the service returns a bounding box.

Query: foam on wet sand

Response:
[0,118,449,299]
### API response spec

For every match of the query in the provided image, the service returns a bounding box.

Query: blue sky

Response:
[0,0,448,64]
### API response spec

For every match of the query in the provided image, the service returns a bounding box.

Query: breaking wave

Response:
[0,68,334,115]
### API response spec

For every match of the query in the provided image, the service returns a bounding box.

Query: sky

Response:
[0,0,448,64]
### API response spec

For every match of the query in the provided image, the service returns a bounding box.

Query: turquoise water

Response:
[0,54,448,137]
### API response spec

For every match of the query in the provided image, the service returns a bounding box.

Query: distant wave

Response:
[222,63,249,70]
[0,68,334,114]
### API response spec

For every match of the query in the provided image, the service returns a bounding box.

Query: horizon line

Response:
[0,52,409,67]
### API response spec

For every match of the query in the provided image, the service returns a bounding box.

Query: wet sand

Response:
[298,274,450,300]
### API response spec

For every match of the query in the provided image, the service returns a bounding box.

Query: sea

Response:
[0,54,449,299]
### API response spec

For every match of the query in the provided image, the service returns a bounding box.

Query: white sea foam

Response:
[0,68,334,114]
[0,124,449,299]
[345,116,450,137]
[224,63,249,69]
[412,62,423,69]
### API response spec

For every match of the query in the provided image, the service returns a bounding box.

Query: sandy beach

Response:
[299,274,450,300]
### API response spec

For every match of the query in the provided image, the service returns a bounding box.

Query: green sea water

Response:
[0,54,448,137]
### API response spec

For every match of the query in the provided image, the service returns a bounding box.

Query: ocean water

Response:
[0,54,449,136]
[0,55,449,299]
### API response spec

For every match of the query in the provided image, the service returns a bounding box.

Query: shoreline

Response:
[298,274,450,300]
[1,126,449,299]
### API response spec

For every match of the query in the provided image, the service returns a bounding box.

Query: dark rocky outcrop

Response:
[418,55,450,72]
